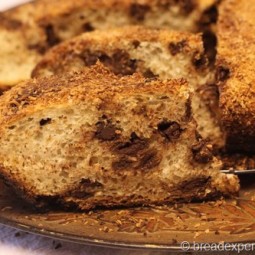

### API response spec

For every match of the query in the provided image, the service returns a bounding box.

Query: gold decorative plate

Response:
[0,176,255,251]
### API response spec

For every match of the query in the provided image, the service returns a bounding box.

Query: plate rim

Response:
[1,214,255,251]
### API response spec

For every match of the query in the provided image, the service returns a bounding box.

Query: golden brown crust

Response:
[0,63,188,129]
[216,0,255,152]
[31,26,204,78]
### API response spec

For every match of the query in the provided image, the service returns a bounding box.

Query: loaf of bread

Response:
[0,64,239,210]
[32,26,223,149]
[216,0,255,153]
[0,0,216,87]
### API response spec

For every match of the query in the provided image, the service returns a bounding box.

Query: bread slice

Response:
[0,64,239,210]
[32,26,224,149]
[0,0,216,87]
[216,0,255,153]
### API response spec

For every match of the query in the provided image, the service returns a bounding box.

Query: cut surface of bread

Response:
[0,0,216,87]
[32,26,224,149]
[0,64,239,210]
[216,0,255,153]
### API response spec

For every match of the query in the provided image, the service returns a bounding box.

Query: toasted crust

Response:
[0,64,188,125]
[0,0,216,87]
[216,0,255,152]
[31,26,204,78]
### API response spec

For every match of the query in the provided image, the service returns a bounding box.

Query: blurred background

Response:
[0,0,31,11]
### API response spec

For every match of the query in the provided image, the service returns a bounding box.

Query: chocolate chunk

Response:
[192,140,213,163]
[112,149,160,171]
[110,49,137,75]
[130,4,150,21]
[45,24,60,47]
[180,177,210,193]
[200,5,218,26]
[138,150,160,170]
[143,69,158,79]
[82,50,98,66]
[112,156,134,170]
[202,31,217,65]
[112,133,160,171]
[40,118,52,126]
[130,132,139,141]
[158,120,183,140]
[95,121,119,141]
[82,22,95,32]
[82,49,137,76]
[192,52,208,69]
[113,138,148,156]
[82,50,105,66]
[216,66,230,82]
[132,40,141,48]
[69,179,103,198]
[169,40,187,56]
[185,97,192,121]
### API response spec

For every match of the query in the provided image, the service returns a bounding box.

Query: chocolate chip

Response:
[82,49,137,76]
[185,97,192,121]
[200,5,218,26]
[95,121,119,141]
[180,177,210,193]
[113,138,148,156]
[132,40,141,48]
[110,49,137,75]
[192,140,213,163]
[82,22,94,32]
[112,156,134,170]
[39,118,52,126]
[169,40,187,56]
[216,66,230,82]
[45,24,60,47]
[138,150,160,170]
[112,149,160,171]
[202,31,217,65]
[130,4,150,21]
[158,120,183,140]
[82,50,106,66]
[69,179,103,198]
[143,69,159,79]
[192,52,208,69]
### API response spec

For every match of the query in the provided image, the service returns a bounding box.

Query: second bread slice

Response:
[32,26,223,149]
